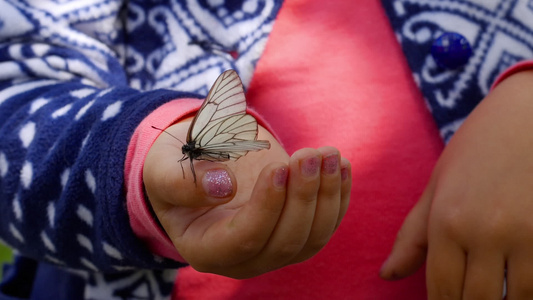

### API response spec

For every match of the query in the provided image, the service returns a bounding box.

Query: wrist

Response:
[125,99,203,262]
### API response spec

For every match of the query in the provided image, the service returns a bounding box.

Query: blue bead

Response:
[431,32,472,69]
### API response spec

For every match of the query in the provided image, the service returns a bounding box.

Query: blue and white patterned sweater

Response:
[383,0,533,142]
[0,0,532,299]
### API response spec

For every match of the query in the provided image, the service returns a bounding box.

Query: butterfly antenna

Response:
[151,126,185,145]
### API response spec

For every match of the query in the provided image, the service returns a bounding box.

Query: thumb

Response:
[144,157,237,210]
[379,179,435,280]
[177,161,238,207]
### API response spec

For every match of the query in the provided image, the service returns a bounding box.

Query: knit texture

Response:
[382,0,533,142]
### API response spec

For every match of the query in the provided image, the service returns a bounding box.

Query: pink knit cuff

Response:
[125,99,202,262]
[492,60,533,89]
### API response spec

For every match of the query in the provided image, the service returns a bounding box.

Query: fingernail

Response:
[341,166,349,181]
[301,156,320,176]
[379,258,390,277]
[273,166,288,188]
[203,169,233,198]
[322,154,338,174]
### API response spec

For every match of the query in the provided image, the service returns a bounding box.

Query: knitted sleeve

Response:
[0,0,198,272]
[382,0,533,143]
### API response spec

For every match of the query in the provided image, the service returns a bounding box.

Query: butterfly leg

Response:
[178,155,187,179]
[189,158,197,185]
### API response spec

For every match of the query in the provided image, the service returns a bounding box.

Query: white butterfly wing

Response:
[188,70,247,142]
[197,140,271,161]
[188,70,270,162]
[196,113,270,161]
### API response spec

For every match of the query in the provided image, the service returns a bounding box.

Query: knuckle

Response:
[433,208,466,237]
[294,185,319,204]
[273,243,304,261]
[479,212,510,240]
[318,179,341,198]
[432,205,522,245]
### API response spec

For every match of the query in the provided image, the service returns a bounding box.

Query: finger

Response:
[292,147,342,263]
[462,250,505,299]
[506,250,533,299]
[426,236,466,300]
[184,162,289,272]
[250,148,322,269]
[335,157,352,230]
[380,179,435,280]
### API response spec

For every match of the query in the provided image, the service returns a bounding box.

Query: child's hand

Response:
[380,70,533,299]
[143,118,351,279]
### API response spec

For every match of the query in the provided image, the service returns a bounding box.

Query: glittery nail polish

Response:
[203,169,232,198]
[322,154,338,174]
[273,166,288,188]
[301,156,320,176]
[341,166,349,181]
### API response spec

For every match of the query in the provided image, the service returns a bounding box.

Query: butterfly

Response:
[154,69,271,184]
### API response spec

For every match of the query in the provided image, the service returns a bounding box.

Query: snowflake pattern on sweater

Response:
[383,0,533,142]
[0,0,281,299]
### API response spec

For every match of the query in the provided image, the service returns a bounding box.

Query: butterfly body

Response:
[182,142,209,160]
[182,142,232,161]
[176,69,271,184]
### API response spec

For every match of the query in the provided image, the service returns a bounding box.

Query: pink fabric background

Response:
[174,1,444,299]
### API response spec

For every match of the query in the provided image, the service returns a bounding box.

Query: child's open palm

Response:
[143,119,351,279]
